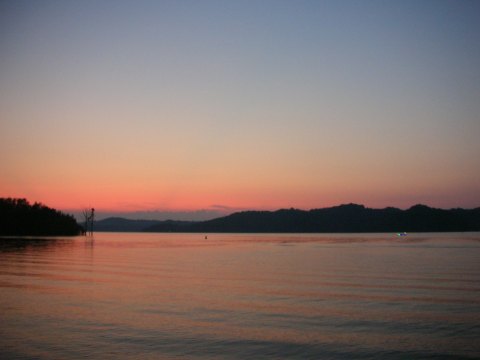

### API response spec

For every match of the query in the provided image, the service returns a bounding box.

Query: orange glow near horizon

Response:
[1,124,479,212]
[3,174,477,213]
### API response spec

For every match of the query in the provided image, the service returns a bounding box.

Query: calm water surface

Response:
[1,233,479,359]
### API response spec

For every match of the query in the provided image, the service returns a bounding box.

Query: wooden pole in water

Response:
[90,208,95,235]
[82,209,89,236]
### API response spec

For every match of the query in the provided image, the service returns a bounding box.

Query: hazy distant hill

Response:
[0,198,81,236]
[93,217,193,232]
[144,204,480,233]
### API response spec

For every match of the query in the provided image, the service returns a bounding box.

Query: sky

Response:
[1,0,479,220]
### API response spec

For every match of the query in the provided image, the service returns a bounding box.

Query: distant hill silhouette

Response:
[93,217,194,232]
[144,204,480,233]
[0,198,82,236]
[4,200,478,235]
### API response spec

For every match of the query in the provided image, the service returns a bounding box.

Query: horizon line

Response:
[65,202,480,222]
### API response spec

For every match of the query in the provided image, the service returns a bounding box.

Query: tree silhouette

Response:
[0,198,81,236]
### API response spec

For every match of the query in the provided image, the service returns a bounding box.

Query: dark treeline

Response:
[0,198,81,236]
[144,204,480,233]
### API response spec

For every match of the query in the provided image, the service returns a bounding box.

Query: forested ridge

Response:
[144,204,480,233]
[0,198,81,236]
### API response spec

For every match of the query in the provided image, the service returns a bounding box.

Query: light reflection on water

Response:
[1,233,480,359]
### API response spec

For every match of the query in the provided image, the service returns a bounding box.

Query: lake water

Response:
[1,232,479,359]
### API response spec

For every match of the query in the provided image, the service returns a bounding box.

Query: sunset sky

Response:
[1,0,479,219]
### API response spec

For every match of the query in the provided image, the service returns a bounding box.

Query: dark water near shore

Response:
[1,233,479,359]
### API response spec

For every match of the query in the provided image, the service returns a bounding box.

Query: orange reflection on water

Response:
[1,233,480,359]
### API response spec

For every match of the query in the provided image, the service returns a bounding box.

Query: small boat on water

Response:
[397,232,408,237]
